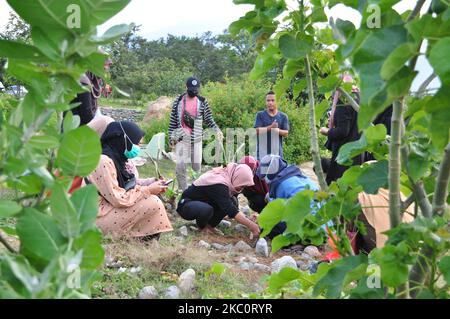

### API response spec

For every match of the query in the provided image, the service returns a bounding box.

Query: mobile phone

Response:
[163,179,174,186]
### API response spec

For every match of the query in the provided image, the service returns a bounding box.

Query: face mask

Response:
[120,122,141,159]
[187,89,198,97]
[124,143,140,159]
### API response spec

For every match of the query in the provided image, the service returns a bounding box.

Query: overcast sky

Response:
[0,0,439,91]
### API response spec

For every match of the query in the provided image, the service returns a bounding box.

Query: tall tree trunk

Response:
[305,55,327,191]
[389,100,403,228]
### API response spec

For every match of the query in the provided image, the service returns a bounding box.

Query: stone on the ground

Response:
[255,238,269,257]
[189,226,199,232]
[165,203,173,211]
[251,263,271,273]
[234,224,248,234]
[117,267,128,273]
[224,244,233,252]
[247,256,259,263]
[198,240,211,249]
[178,269,196,293]
[234,240,252,252]
[130,266,142,274]
[242,205,251,215]
[271,256,298,273]
[179,226,188,237]
[296,260,312,272]
[239,262,252,271]
[138,286,159,299]
[304,245,321,258]
[211,243,225,250]
[218,220,231,228]
[165,285,181,299]
[299,252,315,262]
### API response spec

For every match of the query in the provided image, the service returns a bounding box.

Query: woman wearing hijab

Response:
[176,163,261,237]
[86,121,173,239]
[319,74,363,184]
[239,156,269,214]
[257,154,320,239]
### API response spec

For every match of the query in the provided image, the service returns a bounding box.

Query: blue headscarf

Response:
[257,155,306,198]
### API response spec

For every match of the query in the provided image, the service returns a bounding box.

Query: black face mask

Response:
[187,89,198,97]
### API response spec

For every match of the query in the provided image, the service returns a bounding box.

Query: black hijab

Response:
[100,121,145,189]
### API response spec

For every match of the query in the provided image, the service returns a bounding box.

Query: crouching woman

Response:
[86,121,173,239]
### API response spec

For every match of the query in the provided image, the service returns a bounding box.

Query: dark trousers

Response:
[177,199,226,229]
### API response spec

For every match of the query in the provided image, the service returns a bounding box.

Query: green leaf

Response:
[90,24,132,44]
[0,200,22,218]
[8,0,132,34]
[71,185,99,233]
[279,34,313,60]
[16,208,66,264]
[250,42,281,80]
[271,234,294,253]
[0,40,44,60]
[31,26,73,60]
[371,245,410,287]
[365,124,387,145]
[293,79,307,99]
[50,183,80,238]
[315,99,329,123]
[267,267,302,293]
[73,229,104,269]
[283,59,304,79]
[353,24,408,129]
[357,160,389,194]
[28,135,60,150]
[429,37,450,85]
[62,111,81,133]
[206,262,226,278]
[438,256,450,284]
[283,191,314,234]
[381,43,417,80]
[313,254,368,298]
[273,78,291,98]
[56,126,101,177]
[426,88,450,151]
[336,134,368,166]
[258,199,285,237]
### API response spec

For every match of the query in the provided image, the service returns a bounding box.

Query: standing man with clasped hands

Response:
[254,91,289,161]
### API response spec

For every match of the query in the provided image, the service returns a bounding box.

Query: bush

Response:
[141,111,171,150]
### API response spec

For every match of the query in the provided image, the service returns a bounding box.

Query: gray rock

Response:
[239,262,252,271]
[271,256,298,273]
[224,244,233,252]
[304,245,321,258]
[198,240,211,249]
[189,226,199,232]
[234,224,248,234]
[178,269,196,293]
[251,263,271,273]
[296,260,312,272]
[247,256,259,263]
[255,238,269,257]
[179,226,188,237]
[299,252,315,262]
[138,286,159,299]
[218,220,231,228]
[130,266,142,274]
[234,240,252,252]
[117,267,128,273]
[165,203,173,211]
[164,285,181,299]
[242,205,251,215]
[211,243,225,250]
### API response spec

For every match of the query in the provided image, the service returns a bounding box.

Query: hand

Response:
[249,222,261,238]
[319,127,329,136]
[146,180,168,195]
[268,121,278,129]
[249,213,258,222]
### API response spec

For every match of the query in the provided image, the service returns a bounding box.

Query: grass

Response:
[92,230,269,299]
